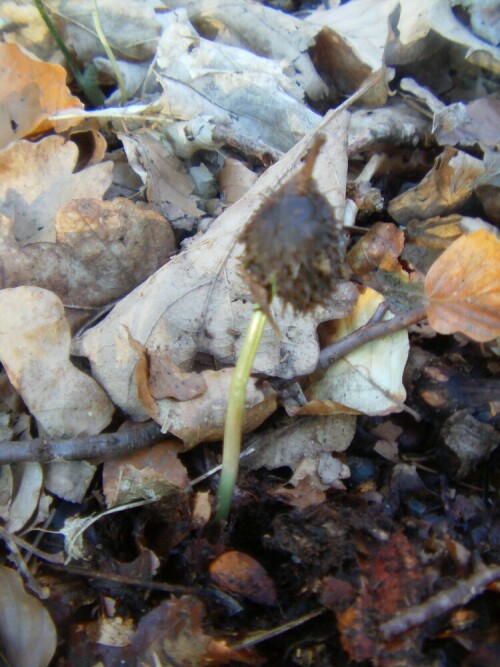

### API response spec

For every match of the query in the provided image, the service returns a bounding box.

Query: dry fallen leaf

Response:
[0,287,114,437]
[0,566,57,667]
[44,460,97,504]
[388,147,485,224]
[50,0,161,63]
[396,0,500,73]
[433,98,500,150]
[0,42,83,148]
[307,0,392,106]
[103,439,189,507]
[0,135,113,244]
[209,550,277,606]
[177,0,327,102]
[219,157,259,206]
[242,414,356,474]
[346,222,404,276]
[120,130,204,231]
[78,112,357,426]
[300,288,409,416]
[4,462,43,533]
[0,2,54,61]
[160,368,277,450]
[154,9,322,158]
[1,196,176,312]
[132,595,263,666]
[425,229,500,342]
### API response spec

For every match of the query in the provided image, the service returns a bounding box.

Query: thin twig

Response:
[92,0,127,104]
[46,562,210,597]
[380,565,500,639]
[230,608,326,650]
[0,421,163,465]
[0,525,63,565]
[318,306,427,368]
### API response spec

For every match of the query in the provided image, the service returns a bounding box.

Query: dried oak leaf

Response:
[0,42,83,149]
[425,229,500,342]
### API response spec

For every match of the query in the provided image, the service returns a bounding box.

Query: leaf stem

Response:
[33,0,104,107]
[216,307,267,521]
[92,0,127,104]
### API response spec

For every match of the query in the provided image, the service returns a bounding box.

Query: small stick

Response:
[318,306,427,368]
[0,420,163,465]
[380,565,500,639]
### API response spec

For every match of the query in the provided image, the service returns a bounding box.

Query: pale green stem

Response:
[92,0,127,104]
[216,307,267,521]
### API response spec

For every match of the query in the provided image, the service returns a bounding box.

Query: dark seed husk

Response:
[240,135,345,313]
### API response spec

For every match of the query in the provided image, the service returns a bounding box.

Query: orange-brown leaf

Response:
[425,229,500,342]
[209,551,277,606]
[0,43,83,148]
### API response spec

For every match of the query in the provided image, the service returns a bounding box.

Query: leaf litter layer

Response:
[0,0,499,665]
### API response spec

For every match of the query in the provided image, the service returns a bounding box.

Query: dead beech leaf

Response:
[50,0,160,63]
[0,287,114,437]
[0,42,83,148]
[242,414,356,474]
[148,349,207,401]
[307,0,392,108]
[388,147,485,225]
[162,368,277,450]
[103,439,189,507]
[219,157,259,206]
[209,551,277,606]
[396,0,500,74]
[0,197,175,310]
[434,98,500,150]
[153,8,321,156]
[120,130,204,229]
[78,112,357,421]
[0,136,113,245]
[0,566,57,667]
[5,462,43,534]
[178,0,327,102]
[347,222,404,276]
[0,3,53,62]
[301,288,409,416]
[425,229,500,342]
[125,327,275,446]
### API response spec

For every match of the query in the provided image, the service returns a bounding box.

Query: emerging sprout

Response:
[217,135,345,521]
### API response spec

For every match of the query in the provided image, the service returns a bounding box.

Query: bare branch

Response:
[318,306,427,368]
[380,565,500,639]
[0,420,164,465]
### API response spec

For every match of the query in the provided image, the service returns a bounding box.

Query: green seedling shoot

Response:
[216,135,345,520]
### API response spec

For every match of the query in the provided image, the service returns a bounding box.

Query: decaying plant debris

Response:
[0,0,499,664]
